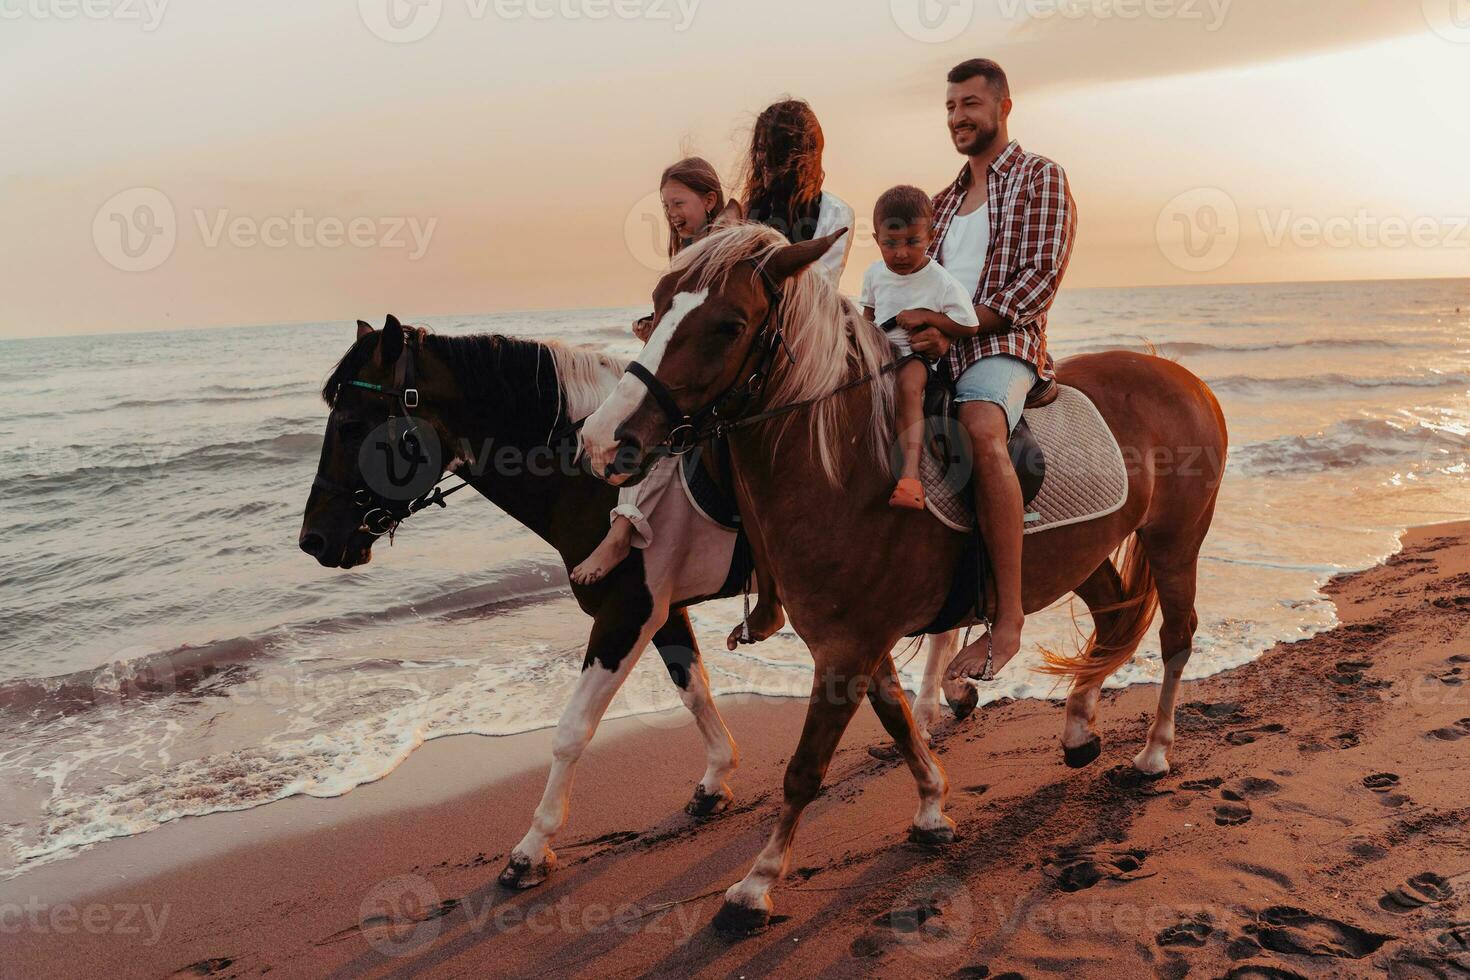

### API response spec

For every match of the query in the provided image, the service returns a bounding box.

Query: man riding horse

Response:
[907,57,1078,685]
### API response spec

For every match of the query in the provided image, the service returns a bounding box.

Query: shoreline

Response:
[3,521,1469,978]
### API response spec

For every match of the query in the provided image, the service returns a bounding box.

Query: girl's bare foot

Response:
[571,523,633,585]
[726,601,786,650]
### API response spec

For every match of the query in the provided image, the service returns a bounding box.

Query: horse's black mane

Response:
[322,331,563,431]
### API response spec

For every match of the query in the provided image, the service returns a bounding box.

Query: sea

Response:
[2,277,1468,881]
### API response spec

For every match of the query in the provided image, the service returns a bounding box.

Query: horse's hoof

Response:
[713,900,770,936]
[497,852,555,890]
[947,687,979,721]
[685,783,733,819]
[1063,735,1103,769]
[867,744,903,762]
[908,823,957,846]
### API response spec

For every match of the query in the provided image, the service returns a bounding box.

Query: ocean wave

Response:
[1069,337,1401,357]
[1232,418,1470,475]
[1208,371,1470,395]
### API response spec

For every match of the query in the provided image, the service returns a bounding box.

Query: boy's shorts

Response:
[952,354,1037,435]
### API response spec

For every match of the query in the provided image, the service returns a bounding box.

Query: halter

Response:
[311,340,470,539]
[623,258,794,457]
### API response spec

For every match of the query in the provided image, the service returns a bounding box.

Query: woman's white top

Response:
[811,191,856,287]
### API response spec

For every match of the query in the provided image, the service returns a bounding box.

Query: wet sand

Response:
[4,522,1469,979]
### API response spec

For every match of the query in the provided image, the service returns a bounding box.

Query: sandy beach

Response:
[4,521,1469,979]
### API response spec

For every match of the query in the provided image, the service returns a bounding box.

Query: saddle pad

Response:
[679,448,742,531]
[922,385,1128,535]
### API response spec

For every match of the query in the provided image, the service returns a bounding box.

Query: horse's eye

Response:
[719,319,746,337]
[337,418,367,441]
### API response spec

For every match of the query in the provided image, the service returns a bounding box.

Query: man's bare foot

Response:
[946,618,1024,681]
[571,527,632,585]
[727,602,786,650]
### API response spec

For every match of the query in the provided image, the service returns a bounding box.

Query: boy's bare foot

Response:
[571,526,633,585]
[727,601,786,650]
[946,617,1024,681]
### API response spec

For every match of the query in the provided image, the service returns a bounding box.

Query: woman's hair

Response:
[661,156,726,259]
[740,99,826,245]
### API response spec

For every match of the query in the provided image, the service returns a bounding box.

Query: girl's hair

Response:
[740,99,826,245]
[661,157,726,259]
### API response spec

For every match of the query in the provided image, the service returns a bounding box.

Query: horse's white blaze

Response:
[582,289,709,477]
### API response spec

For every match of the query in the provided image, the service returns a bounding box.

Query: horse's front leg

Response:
[652,608,739,818]
[498,590,668,889]
[913,630,961,742]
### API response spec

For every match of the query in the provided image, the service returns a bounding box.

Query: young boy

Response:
[860,185,981,509]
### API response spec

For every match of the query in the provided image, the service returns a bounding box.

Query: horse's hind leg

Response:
[914,630,961,742]
[716,651,869,934]
[1060,560,1124,767]
[653,608,739,818]
[868,654,955,843]
[498,596,667,890]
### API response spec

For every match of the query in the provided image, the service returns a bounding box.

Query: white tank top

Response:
[938,203,990,299]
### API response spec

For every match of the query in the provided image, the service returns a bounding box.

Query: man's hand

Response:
[909,328,951,358]
[894,309,932,333]
[633,315,654,343]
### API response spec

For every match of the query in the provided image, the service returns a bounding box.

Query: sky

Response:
[2,0,1469,337]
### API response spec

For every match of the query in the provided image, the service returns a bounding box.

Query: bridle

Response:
[621,257,908,459]
[622,258,794,457]
[310,340,470,540]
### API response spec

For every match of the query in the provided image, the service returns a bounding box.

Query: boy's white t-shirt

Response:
[860,258,980,356]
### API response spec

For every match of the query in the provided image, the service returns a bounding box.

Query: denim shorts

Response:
[952,354,1038,434]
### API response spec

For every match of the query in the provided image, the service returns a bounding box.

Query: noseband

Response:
[624,259,794,456]
[311,339,469,539]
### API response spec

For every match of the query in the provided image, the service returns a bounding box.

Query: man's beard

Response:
[954,120,1001,157]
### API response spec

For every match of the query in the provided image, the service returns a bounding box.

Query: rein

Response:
[626,258,911,454]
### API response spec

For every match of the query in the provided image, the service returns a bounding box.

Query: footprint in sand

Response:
[1429,667,1465,686]
[1223,967,1310,980]
[1329,730,1363,749]
[1447,653,1470,664]
[1180,776,1224,791]
[1379,872,1455,913]
[1363,772,1401,793]
[1226,724,1287,746]
[1426,718,1470,741]
[1156,913,1214,948]
[1184,701,1249,724]
[1043,846,1151,892]
[1438,924,1470,952]
[1244,905,1391,959]
[1214,799,1253,826]
[169,959,236,978]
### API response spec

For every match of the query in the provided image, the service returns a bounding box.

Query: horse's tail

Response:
[1038,535,1158,691]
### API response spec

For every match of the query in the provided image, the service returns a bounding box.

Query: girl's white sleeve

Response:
[812,192,856,288]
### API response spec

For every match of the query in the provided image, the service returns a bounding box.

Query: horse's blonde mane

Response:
[545,341,625,425]
[673,223,895,483]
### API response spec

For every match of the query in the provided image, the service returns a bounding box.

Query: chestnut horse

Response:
[582,223,1228,931]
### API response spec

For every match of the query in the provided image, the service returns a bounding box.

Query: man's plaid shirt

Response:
[927,140,1077,382]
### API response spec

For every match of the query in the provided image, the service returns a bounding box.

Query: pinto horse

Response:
[298,316,756,890]
[582,223,1228,932]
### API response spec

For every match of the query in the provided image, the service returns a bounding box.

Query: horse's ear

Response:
[356,320,373,339]
[763,227,848,283]
[379,314,405,364]
[716,199,744,226]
